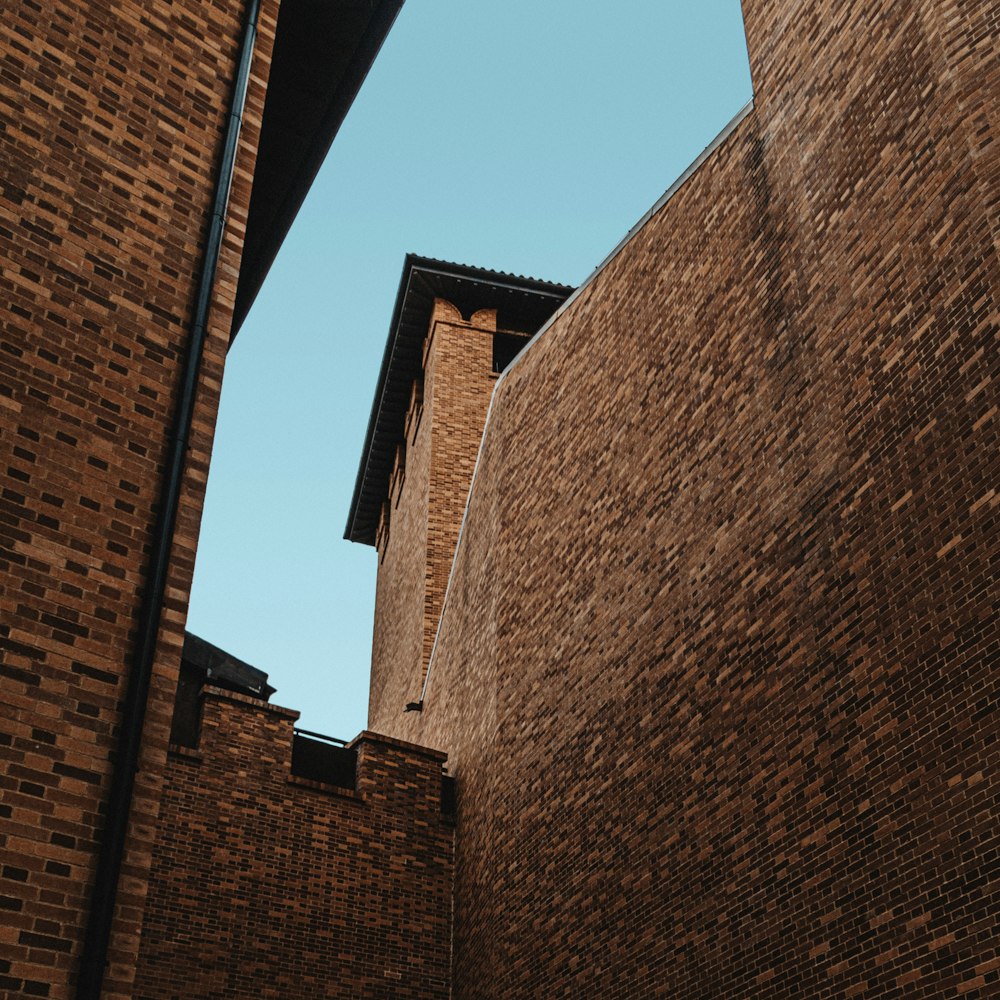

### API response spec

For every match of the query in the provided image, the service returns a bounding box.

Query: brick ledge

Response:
[287,774,363,801]
[348,729,448,762]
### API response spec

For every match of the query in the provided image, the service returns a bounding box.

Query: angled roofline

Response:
[344,254,573,545]
[182,631,276,699]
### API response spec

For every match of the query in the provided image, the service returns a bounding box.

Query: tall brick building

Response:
[3,0,1000,998]
[348,0,1000,996]
[0,1,408,997]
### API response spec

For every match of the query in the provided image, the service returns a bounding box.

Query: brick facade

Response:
[4,0,999,997]
[0,2,279,996]
[375,0,1000,996]
[133,688,453,1000]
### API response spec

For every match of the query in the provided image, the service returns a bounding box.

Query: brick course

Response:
[4,0,999,996]
[381,1,1000,996]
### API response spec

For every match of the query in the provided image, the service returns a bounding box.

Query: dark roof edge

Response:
[181,631,276,699]
[343,252,420,542]
[343,255,573,543]
[230,0,405,339]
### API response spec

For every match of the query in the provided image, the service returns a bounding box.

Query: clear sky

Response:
[186,1,754,739]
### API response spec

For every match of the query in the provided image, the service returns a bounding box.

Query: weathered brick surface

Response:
[369,300,498,729]
[0,1,278,996]
[133,690,453,1000]
[384,1,1000,996]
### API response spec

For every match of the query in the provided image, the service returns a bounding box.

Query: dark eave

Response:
[230,0,404,340]
[182,632,276,699]
[345,254,574,546]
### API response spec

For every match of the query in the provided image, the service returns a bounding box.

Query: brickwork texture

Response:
[133,690,453,1000]
[369,301,499,729]
[4,0,999,997]
[383,0,1000,996]
[0,1,279,996]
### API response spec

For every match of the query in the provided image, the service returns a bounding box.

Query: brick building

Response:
[349,0,1000,996]
[3,0,1000,998]
[134,635,454,1000]
[0,1,411,997]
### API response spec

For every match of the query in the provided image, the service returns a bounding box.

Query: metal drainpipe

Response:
[74,2,261,996]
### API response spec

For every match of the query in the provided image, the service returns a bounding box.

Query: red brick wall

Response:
[369,300,496,730]
[133,689,453,1000]
[0,2,279,996]
[425,307,497,672]
[387,1,1000,995]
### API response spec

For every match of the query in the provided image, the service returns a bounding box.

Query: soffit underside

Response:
[231,0,404,340]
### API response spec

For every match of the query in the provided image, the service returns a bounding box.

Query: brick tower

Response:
[346,257,572,732]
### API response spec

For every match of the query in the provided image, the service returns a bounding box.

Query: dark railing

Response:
[294,727,348,746]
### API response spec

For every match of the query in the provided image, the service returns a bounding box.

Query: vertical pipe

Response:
[74,2,261,995]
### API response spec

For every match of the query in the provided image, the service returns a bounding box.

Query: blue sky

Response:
[186,1,753,738]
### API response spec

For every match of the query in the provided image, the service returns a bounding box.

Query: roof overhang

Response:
[345,254,574,546]
[182,632,276,699]
[230,0,404,341]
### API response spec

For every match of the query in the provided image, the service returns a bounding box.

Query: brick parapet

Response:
[134,692,454,999]
[202,683,300,719]
[350,729,449,762]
